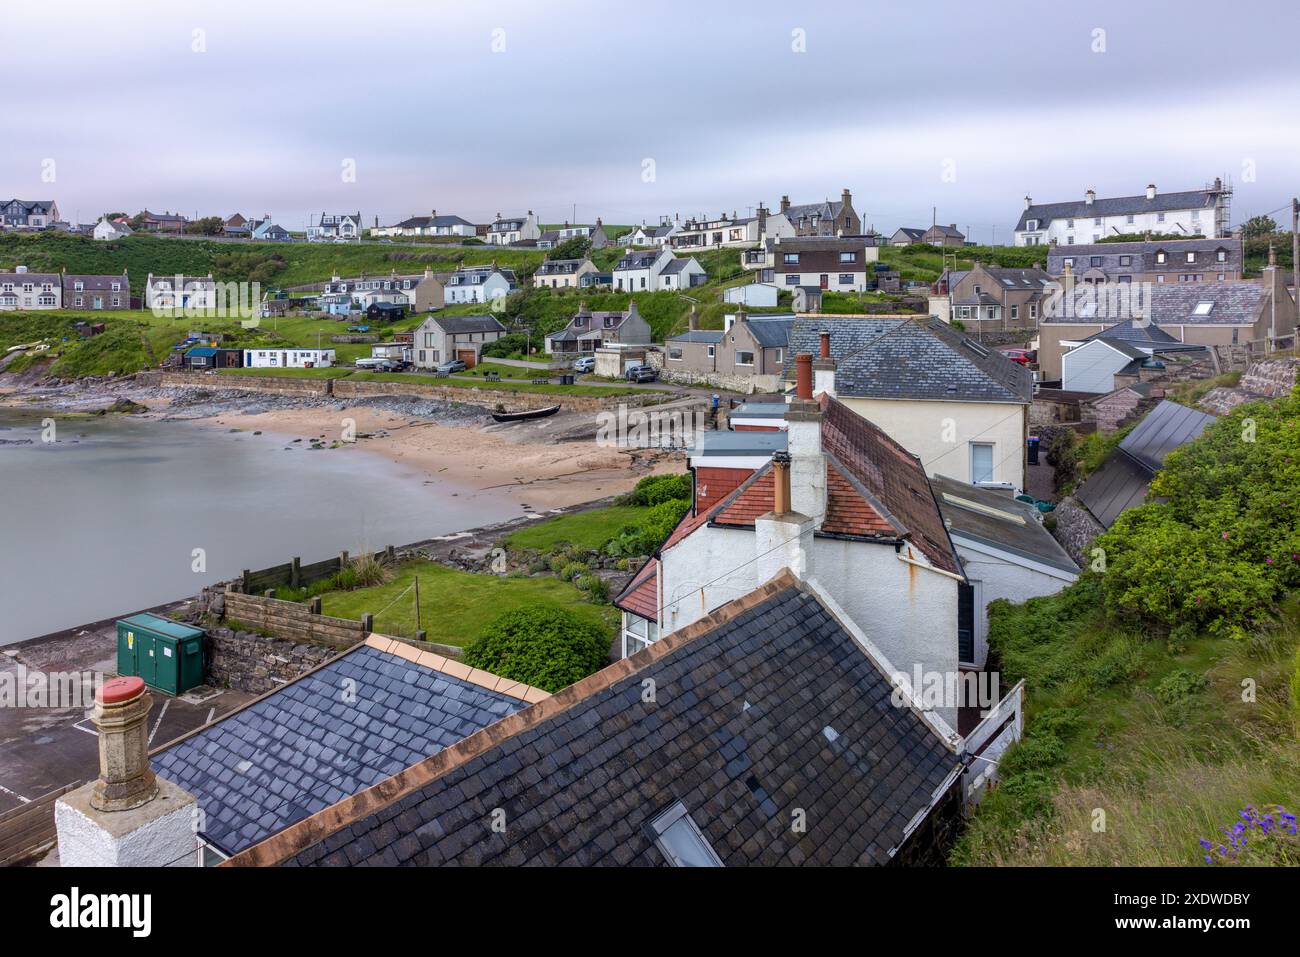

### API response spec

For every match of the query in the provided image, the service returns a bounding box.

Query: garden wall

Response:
[222,591,369,649]
[205,624,337,694]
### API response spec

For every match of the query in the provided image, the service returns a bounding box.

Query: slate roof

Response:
[930,475,1078,575]
[62,274,129,292]
[1047,237,1241,274]
[425,315,506,335]
[536,258,589,276]
[154,640,539,856]
[1042,280,1270,327]
[660,258,697,275]
[668,329,724,343]
[1017,187,1218,232]
[1080,319,1203,350]
[784,317,1033,404]
[1076,399,1216,527]
[249,576,961,867]
[781,199,847,223]
[745,316,794,348]
[614,249,665,270]
[892,227,926,242]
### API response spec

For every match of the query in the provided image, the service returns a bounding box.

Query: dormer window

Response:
[1026,219,1038,231]
[1155,250,1167,264]
[74,281,84,291]
[1216,248,1227,262]
[1186,252,1196,263]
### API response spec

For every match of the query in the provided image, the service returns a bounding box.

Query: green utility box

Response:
[116,614,206,696]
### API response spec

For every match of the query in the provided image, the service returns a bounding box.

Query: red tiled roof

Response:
[818,394,961,575]
[614,558,658,619]
[714,469,775,526]
[820,460,895,536]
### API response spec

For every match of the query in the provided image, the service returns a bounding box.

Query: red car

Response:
[1001,349,1036,366]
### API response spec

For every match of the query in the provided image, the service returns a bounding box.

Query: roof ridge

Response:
[221,570,801,868]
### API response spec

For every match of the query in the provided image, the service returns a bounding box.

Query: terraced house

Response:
[670,211,760,250]
[761,189,860,240]
[537,220,609,250]
[1046,236,1244,285]
[0,267,61,310]
[323,269,446,313]
[1014,179,1232,246]
[746,235,878,290]
[0,198,59,229]
[443,263,517,305]
[663,308,793,379]
[373,211,476,238]
[63,271,131,310]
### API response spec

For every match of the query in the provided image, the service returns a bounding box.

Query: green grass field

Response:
[317,559,617,645]
[503,505,651,553]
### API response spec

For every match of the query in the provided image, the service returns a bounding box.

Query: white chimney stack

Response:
[1146,183,1157,200]
[1085,189,1095,206]
[787,353,827,526]
[754,452,814,584]
[1023,195,1032,211]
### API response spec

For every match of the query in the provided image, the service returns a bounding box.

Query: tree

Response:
[100,212,128,222]
[183,216,224,236]
[1243,215,1278,239]
[549,236,591,261]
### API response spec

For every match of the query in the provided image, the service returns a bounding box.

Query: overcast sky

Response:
[4,0,1298,242]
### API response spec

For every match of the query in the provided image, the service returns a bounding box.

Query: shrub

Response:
[463,605,610,693]
[575,574,608,602]
[1155,668,1209,706]
[1292,647,1300,731]
[605,497,689,557]
[559,561,588,581]
[622,473,692,506]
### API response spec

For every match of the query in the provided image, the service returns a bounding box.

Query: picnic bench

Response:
[484,371,502,382]
[531,377,550,385]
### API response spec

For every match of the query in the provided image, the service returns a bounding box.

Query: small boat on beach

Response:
[491,404,562,423]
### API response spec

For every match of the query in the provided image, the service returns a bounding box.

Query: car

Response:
[573,356,595,373]
[436,359,467,374]
[347,325,371,333]
[354,357,387,370]
[1001,348,1036,366]
[625,364,657,383]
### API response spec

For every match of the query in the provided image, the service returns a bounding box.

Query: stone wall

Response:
[653,365,781,395]
[205,625,336,694]
[1052,497,1105,569]
[139,370,333,395]
[1239,357,1300,397]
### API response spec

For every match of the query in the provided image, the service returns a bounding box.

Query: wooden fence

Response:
[0,781,80,867]
[239,546,397,595]
[223,592,369,650]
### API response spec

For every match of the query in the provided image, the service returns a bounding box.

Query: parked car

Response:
[573,356,596,373]
[347,324,371,333]
[436,359,467,374]
[354,357,396,370]
[625,364,657,383]
[1001,348,1036,366]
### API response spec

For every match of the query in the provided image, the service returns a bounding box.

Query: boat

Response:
[491,404,561,423]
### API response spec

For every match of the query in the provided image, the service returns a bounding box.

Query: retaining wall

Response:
[222,591,367,650]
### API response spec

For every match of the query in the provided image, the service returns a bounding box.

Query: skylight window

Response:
[647,801,723,867]
[1192,301,1214,316]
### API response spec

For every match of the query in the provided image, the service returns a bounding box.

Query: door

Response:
[819,274,829,289]
[958,582,975,664]
[970,442,994,484]
[457,349,477,369]
[116,624,139,678]
[137,632,157,688]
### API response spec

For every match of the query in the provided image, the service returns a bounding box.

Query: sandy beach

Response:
[0,373,684,510]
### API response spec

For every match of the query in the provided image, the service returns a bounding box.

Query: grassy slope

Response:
[954,577,1300,866]
[318,560,616,645]
[503,505,650,553]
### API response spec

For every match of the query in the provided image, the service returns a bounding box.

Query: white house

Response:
[616,375,970,729]
[307,212,362,242]
[1015,179,1232,246]
[145,273,218,313]
[443,264,517,305]
[93,218,133,241]
[618,220,678,247]
[670,212,759,250]
[372,211,476,238]
[725,283,780,307]
[0,267,61,310]
[656,256,707,290]
[611,247,703,292]
[930,475,1077,667]
[485,211,539,246]
[241,348,336,369]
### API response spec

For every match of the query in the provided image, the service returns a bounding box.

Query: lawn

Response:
[317,560,617,645]
[503,504,652,553]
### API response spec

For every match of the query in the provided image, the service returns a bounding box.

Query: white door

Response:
[970,442,994,484]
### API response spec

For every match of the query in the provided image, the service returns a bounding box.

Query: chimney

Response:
[54,677,199,866]
[735,305,747,327]
[786,353,827,526]
[1146,184,1157,200]
[780,195,791,214]
[949,223,957,231]
[1024,195,1032,211]
[1085,189,1095,206]
[754,451,814,584]
[757,204,768,235]
[813,331,836,397]
[688,305,698,331]
[431,209,437,218]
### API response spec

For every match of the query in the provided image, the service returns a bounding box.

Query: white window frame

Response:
[970,442,995,484]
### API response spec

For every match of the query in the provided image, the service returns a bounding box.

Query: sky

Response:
[4,0,1299,243]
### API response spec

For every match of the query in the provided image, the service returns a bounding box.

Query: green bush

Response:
[620,472,692,506]
[605,497,690,557]
[1155,669,1209,706]
[575,574,608,602]
[463,605,610,693]
[559,561,589,581]
[1291,647,1300,730]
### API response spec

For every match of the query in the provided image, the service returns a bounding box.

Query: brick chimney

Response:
[55,677,199,866]
[780,195,791,214]
[757,204,768,236]
[813,331,836,397]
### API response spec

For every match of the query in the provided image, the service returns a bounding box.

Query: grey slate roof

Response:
[1080,319,1200,349]
[153,644,526,855]
[1047,237,1240,275]
[1076,399,1217,527]
[428,315,506,335]
[660,257,695,275]
[784,317,1033,404]
[1017,188,1217,232]
[745,316,794,348]
[1043,279,1270,327]
[668,329,724,343]
[930,475,1078,575]
[282,582,961,867]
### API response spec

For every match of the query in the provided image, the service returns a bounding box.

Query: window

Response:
[970,443,995,484]
[1155,250,1167,264]
[1090,256,1102,267]
[1216,248,1227,262]
[1093,217,1102,227]
[838,274,854,285]
[785,275,799,286]
[839,251,856,263]
[1029,303,1038,320]
[985,306,996,321]
[1026,219,1038,230]
[1186,252,1196,263]
[74,281,84,291]
[667,346,682,361]
[1126,214,1135,224]
[1062,258,1073,268]
[623,614,657,657]
[783,253,800,264]
[1192,301,1214,316]
[1119,255,1131,266]
[1157,212,1166,222]
[1066,219,1074,228]
[736,350,754,366]
[1010,305,1018,320]
[1066,236,1074,245]
[773,348,782,363]
[646,801,722,867]
[1118,275,1132,284]
[707,345,715,358]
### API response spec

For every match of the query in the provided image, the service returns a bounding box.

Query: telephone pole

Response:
[1292,198,1298,307]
